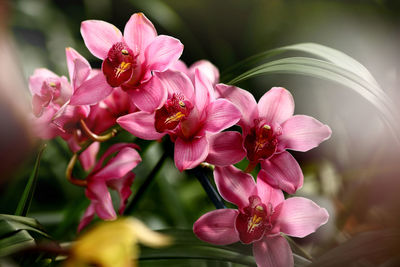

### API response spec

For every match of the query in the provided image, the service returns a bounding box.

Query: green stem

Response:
[15,144,47,216]
[284,235,313,261]
[123,151,168,214]
[188,166,226,209]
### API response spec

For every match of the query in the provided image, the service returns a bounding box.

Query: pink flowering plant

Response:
[194,165,328,267]
[5,4,396,267]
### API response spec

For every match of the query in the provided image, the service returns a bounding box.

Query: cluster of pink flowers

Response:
[29,12,332,267]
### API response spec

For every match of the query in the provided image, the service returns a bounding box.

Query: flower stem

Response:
[76,124,122,155]
[284,235,313,261]
[189,166,226,209]
[80,119,117,142]
[124,151,168,214]
[65,154,87,187]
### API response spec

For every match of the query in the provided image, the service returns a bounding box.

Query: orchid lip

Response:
[102,42,135,87]
[154,93,193,133]
[235,195,274,244]
[165,111,185,124]
[115,62,131,78]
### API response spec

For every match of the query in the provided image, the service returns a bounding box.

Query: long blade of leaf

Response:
[139,229,311,267]
[228,57,400,141]
[0,214,50,238]
[15,144,46,217]
[0,230,35,257]
[222,42,379,90]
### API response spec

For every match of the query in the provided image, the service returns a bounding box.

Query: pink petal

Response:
[144,35,183,73]
[91,147,141,181]
[32,92,52,117]
[275,197,329,238]
[79,142,100,171]
[69,73,113,106]
[107,172,135,214]
[156,70,194,100]
[214,165,257,210]
[65,47,91,85]
[129,75,167,112]
[85,181,116,220]
[124,13,157,58]
[78,203,96,232]
[92,143,140,173]
[194,69,214,112]
[259,151,303,194]
[279,115,332,152]
[52,105,90,132]
[258,87,294,124]
[180,104,206,139]
[117,111,165,140]
[29,68,58,95]
[255,172,285,208]
[189,60,219,85]
[80,20,122,59]
[205,131,246,166]
[72,57,91,90]
[170,59,188,73]
[174,136,209,171]
[215,84,258,131]
[193,209,240,245]
[58,77,74,102]
[253,236,294,267]
[203,99,241,133]
[31,105,62,139]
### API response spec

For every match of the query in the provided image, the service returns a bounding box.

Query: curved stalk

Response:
[65,154,87,187]
[79,119,118,142]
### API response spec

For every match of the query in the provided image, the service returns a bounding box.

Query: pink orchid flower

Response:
[65,88,134,172]
[74,13,183,112]
[117,69,244,171]
[215,85,332,193]
[78,143,141,232]
[194,165,328,267]
[29,68,71,139]
[29,47,102,139]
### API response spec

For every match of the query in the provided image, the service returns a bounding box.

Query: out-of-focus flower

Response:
[117,69,244,171]
[193,165,328,267]
[29,47,108,140]
[216,85,332,193]
[78,143,141,231]
[66,217,171,267]
[75,12,183,112]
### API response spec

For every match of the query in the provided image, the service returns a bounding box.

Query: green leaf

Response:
[0,214,51,257]
[223,42,400,142]
[0,214,50,239]
[139,229,311,267]
[282,43,379,88]
[15,144,47,217]
[222,42,379,89]
[227,57,400,141]
[0,229,35,257]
